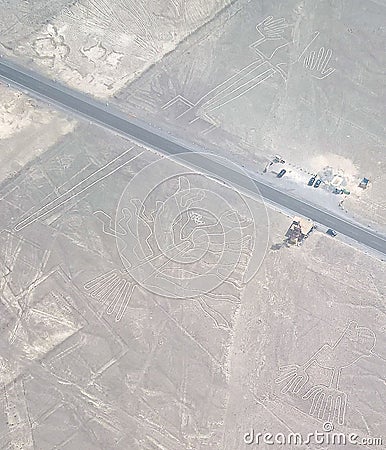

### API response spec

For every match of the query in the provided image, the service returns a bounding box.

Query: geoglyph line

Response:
[161,15,328,134]
[14,147,142,231]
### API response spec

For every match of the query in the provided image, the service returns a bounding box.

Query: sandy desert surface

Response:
[0,1,384,448]
[0,83,76,183]
[0,125,384,448]
[2,0,232,98]
[113,0,386,225]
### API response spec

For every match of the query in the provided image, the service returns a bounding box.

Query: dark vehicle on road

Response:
[277,169,286,178]
[314,179,322,188]
[308,176,316,186]
[326,229,337,237]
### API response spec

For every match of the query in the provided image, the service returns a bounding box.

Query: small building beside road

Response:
[285,216,314,245]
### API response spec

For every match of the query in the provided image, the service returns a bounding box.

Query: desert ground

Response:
[1,0,232,99]
[0,0,384,449]
[1,0,384,224]
[223,210,385,448]
[112,0,385,226]
[0,82,76,184]
[0,124,267,449]
[0,124,384,448]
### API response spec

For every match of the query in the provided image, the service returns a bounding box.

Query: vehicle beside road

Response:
[277,169,286,178]
[273,155,286,164]
[308,176,316,186]
[1,59,385,255]
[326,229,337,237]
[314,179,322,188]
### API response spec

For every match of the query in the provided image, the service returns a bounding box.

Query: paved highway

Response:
[0,58,385,256]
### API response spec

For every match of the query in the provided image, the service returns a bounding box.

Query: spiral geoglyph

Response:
[115,152,269,298]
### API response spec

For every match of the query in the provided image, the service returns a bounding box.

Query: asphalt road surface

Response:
[0,58,385,256]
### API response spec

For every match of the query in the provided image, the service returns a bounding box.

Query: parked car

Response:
[333,188,343,194]
[326,229,337,237]
[308,176,316,186]
[273,155,285,164]
[277,169,286,178]
[314,179,322,188]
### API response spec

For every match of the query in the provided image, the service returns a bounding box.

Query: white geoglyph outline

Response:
[275,321,377,426]
[82,152,269,320]
[117,156,266,296]
[162,15,335,134]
